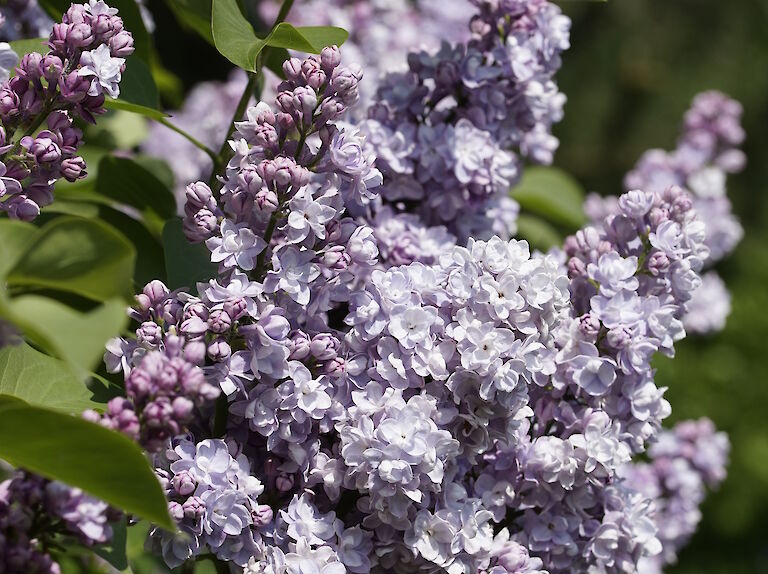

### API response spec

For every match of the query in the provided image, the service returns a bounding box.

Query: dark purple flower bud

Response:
[310,333,339,360]
[64,4,88,25]
[68,22,95,48]
[137,321,163,346]
[61,156,87,181]
[208,309,232,334]
[172,470,197,496]
[49,23,71,51]
[282,57,302,81]
[252,504,274,527]
[223,297,247,321]
[5,196,40,221]
[182,496,205,520]
[320,45,341,72]
[40,54,64,82]
[207,339,231,362]
[288,330,311,360]
[59,71,91,103]
[30,133,62,164]
[182,340,207,365]
[161,299,183,325]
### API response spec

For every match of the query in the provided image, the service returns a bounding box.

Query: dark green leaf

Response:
[166,0,214,45]
[512,166,587,229]
[6,217,137,302]
[515,214,563,251]
[104,98,168,120]
[8,296,127,372]
[0,343,102,413]
[264,47,289,79]
[114,55,162,110]
[0,397,175,530]
[96,156,176,220]
[0,219,37,277]
[162,218,217,290]
[211,0,268,71]
[92,518,129,571]
[268,24,349,53]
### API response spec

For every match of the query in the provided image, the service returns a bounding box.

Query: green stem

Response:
[274,0,295,25]
[156,117,219,165]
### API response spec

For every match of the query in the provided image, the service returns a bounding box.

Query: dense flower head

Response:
[0,470,115,574]
[0,0,133,220]
[360,0,569,243]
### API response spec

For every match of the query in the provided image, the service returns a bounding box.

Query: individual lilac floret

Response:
[0,0,134,220]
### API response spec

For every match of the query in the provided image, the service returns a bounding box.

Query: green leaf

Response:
[268,24,349,53]
[104,99,168,119]
[92,518,129,571]
[162,218,217,290]
[6,217,137,302]
[96,156,176,220]
[115,56,162,109]
[0,397,175,530]
[0,343,102,413]
[211,0,268,71]
[0,219,37,277]
[167,0,214,45]
[515,214,563,251]
[8,296,127,372]
[512,166,587,229]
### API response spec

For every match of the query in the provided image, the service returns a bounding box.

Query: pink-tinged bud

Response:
[223,298,248,321]
[182,496,205,520]
[40,54,64,82]
[207,339,232,362]
[252,504,274,527]
[646,251,670,276]
[208,309,232,334]
[143,280,170,304]
[137,321,163,346]
[322,356,345,377]
[288,330,311,360]
[185,181,213,208]
[59,71,91,103]
[0,86,20,117]
[109,30,134,57]
[320,45,341,71]
[306,67,326,90]
[49,23,71,51]
[61,156,87,182]
[322,245,350,270]
[310,333,339,360]
[282,57,302,80]
[18,52,43,81]
[182,340,207,365]
[172,470,197,497]
[168,501,184,522]
[578,313,601,340]
[172,396,194,420]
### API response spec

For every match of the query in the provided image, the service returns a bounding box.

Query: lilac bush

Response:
[0,0,740,573]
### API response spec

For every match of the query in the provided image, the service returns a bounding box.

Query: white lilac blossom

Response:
[0,42,17,83]
[0,1,134,220]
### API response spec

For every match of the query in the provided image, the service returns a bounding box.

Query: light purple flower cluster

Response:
[585,91,745,334]
[0,0,53,44]
[0,0,133,220]
[621,418,729,573]
[86,280,221,452]
[0,470,115,574]
[360,0,569,246]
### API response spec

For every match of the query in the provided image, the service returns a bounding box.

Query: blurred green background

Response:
[556,1,768,572]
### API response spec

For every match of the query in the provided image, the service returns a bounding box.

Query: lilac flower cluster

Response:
[0,1,53,44]
[360,0,570,246]
[0,470,114,574]
[586,91,745,334]
[0,0,133,220]
[621,418,729,573]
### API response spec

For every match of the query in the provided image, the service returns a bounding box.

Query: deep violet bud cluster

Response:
[585,91,745,334]
[0,470,115,574]
[360,0,570,249]
[0,0,133,220]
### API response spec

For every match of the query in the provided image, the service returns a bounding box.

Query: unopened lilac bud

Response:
[68,22,94,47]
[137,321,163,346]
[318,97,346,123]
[578,313,601,340]
[331,65,361,102]
[182,340,207,365]
[208,309,232,334]
[223,297,248,321]
[276,112,295,131]
[321,245,350,270]
[161,299,183,325]
[322,356,345,377]
[172,470,196,496]
[61,156,87,181]
[143,280,170,306]
[568,257,587,278]
[172,396,194,421]
[254,188,279,214]
[283,57,302,81]
[49,23,71,51]
[646,251,670,276]
[64,4,88,25]
[252,504,274,527]
[18,52,43,81]
[320,45,341,71]
[185,181,213,209]
[108,30,134,56]
[29,134,61,164]
[40,54,64,82]
[208,339,232,362]
[306,67,326,90]
[168,501,184,522]
[649,206,669,228]
[275,473,294,492]
[184,301,209,321]
[289,330,311,360]
[310,333,339,360]
[182,496,205,520]
[180,316,208,338]
[59,71,91,103]
[606,327,632,349]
